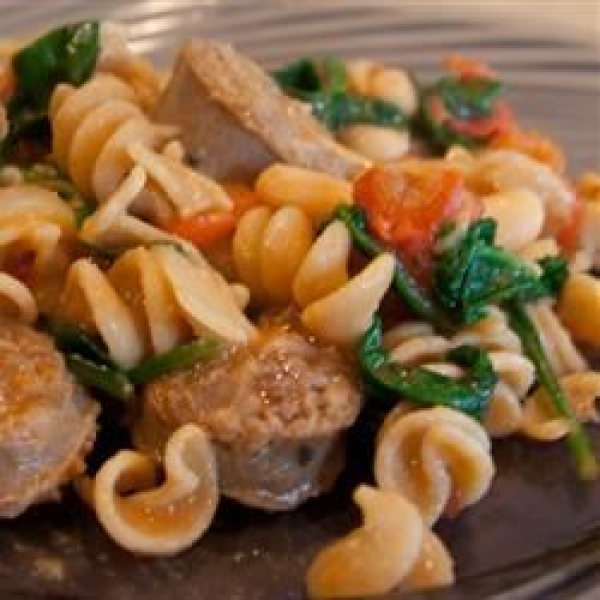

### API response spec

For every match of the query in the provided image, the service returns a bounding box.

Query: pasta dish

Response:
[0,20,599,598]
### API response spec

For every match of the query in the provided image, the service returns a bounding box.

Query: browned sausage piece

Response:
[0,323,99,518]
[134,326,362,511]
[154,39,369,183]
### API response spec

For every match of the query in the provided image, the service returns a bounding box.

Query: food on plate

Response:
[0,323,98,518]
[0,19,599,598]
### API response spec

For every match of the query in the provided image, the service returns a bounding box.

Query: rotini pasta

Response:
[233,207,394,344]
[98,22,163,112]
[306,485,453,598]
[49,74,230,221]
[0,184,78,312]
[447,147,575,233]
[374,407,494,525]
[91,424,219,556]
[527,300,587,376]
[522,372,600,441]
[0,273,37,323]
[383,308,535,437]
[558,273,600,347]
[481,187,544,251]
[255,163,352,225]
[57,242,255,367]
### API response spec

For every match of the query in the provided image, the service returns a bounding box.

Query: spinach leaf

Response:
[433,218,569,323]
[274,57,408,132]
[359,317,497,419]
[438,77,502,120]
[10,21,100,114]
[417,75,503,153]
[2,21,100,160]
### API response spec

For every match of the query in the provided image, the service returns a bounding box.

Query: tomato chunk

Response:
[354,162,464,281]
[162,182,259,249]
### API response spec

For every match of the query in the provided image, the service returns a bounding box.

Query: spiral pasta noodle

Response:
[233,206,395,344]
[527,300,587,376]
[522,372,600,441]
[306,485,453,598]
[374,406,494,525]
[91,424,219,556]
[383,308,535,437]
[0,273,37,323]
[49,74,231,221]
[57,242,255,368]
[446,147,575,234]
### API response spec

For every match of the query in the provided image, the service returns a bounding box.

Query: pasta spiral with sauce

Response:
[233,206,395,344]
[383,308,535,437]
[522,372,600,441]
[90,424,219,556]
[306,485,453,598]
[57,242,255,368]
[49,74,231,222]
[374,407,494,525]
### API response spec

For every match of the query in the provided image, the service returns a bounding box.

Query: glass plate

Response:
[0,2,599,599]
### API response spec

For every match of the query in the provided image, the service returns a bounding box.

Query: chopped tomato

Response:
[444,54,496,80]
[354,162,464,282]
[448,100,514,138]
[0,60,15,103]
[557,195,584,254]
[162,183,259,249]
[493,128,565,173]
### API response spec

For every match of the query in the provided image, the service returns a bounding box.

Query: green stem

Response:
[359,317,497,419]
[66,354,134,401]
[506,300,598,480]
[128,338,220,385]
[334,205,451,331]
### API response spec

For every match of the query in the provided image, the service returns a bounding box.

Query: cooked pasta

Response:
[306,485,453,598]
[233,207,394,343]
[255,163,353,225]
[335,60,416,162]
[447,148,575,233]
[49,74,230,221]
[527,300,587,376]
[0,273,37,323]
[98,22,163,112]
[91,424,219,556]
[2,18,600,600]
[374,407,494,524]
[522,372,600,441]
[558,273,600,347]
[383,308,535,437]
[58,242,255,367]
[481,188,544,251]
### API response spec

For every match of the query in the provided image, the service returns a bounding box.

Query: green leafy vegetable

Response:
[66,354,134,401]
[359,317,497,419]
[274,57,408,132]
[417,73,505,153]
[41,316,117,368]
[433,218,569,324]
[506,301,598,480]
[128,338,221,386]
[2,21,100,159]
[10,21,100,113]
[438,77,502,120]
[333,204,451,330]
[43,317,220,400]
